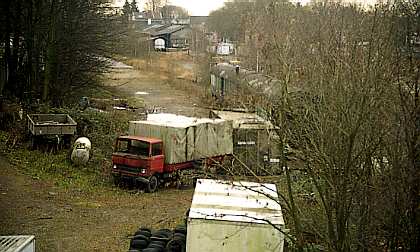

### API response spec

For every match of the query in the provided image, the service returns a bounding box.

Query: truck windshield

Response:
[116,139,150,156]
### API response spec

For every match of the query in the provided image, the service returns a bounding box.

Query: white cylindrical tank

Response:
[71,137,91,166]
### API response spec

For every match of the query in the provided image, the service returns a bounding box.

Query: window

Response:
[130,140,150,156]
[152,143,163,156]
[116,139,150,156]
[116,140,129,152]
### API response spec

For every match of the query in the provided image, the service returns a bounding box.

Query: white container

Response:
[0,236,35,252]
[217,42,234,55]
[187,179,285,252]
[154,38,165,50]
[129,114,233,164]
[70,137,91,166]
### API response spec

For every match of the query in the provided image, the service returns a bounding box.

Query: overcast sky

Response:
[170,0,226,15]
[112,0,226,15]
[113,0,377,16]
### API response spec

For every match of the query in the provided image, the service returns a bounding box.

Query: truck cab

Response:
[111,136,164,192]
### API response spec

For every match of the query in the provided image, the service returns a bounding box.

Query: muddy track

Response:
[105,52,209,117]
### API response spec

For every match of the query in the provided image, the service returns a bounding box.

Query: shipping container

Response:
[187,179,285,252]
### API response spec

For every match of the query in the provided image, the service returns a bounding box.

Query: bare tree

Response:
[144,0,168,18]
[206,0,419,251]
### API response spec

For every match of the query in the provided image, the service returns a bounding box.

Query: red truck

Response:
[111,114,233,192]
[111,135,228,192]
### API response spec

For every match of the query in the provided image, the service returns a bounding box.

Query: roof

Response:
[189,179,284,225]
[152,25,185,36]
[0,236,35,252]
[133,113,225,128]
[118,135,162,144]
[211,63,302,99]
[210,110,275,130]
[142,24,166,32]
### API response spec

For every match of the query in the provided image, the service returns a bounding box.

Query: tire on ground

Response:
[145,175,158,193]
[134,230,152,237]
[133,234,150,242]
[147,243,165,249]
[130,239,148,249]
[138,227,152,233]
[166,238,186,252]
[142,248,162,252]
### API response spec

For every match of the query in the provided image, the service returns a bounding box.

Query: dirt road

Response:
[0,158,193,251]
[105,52,209,117]
[0,52,207,251]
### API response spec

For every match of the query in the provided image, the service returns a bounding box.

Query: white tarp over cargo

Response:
[129,113,233,164]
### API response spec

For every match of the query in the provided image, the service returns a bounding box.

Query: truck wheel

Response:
[145,175,158,193]
[113,175,121,186]
[30,136,37,150]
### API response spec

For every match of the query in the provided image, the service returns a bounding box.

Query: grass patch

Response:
[0,88,142,192]
[1,145,102,190]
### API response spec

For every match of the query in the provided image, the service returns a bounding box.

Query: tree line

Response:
[0,0,123,106]
[208,0,419,251]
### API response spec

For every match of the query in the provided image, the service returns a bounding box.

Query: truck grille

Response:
[116,164,139,173]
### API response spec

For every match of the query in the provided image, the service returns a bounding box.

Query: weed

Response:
[0,93,140,192]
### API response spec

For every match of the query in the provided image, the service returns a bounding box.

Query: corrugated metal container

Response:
[129,114,233,164]
[187,179,285,252]
[0,236,35,252]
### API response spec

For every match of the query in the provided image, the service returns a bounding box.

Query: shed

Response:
[187,179,285,252]
[149,25,191,49]
[210,63,285,100]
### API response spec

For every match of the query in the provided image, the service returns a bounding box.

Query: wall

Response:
[187,219,284,252]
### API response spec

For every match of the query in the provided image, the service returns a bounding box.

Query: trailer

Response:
[27,114,77,148]
[111,114,233,192]
[187,179,285,252]
[210,110,283,175]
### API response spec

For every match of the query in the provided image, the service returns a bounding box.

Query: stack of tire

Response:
[128,224,187,252]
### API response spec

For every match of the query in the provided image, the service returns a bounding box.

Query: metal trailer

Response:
[27,114,77,148]
[187,179,285,252]
[0,236,35,252]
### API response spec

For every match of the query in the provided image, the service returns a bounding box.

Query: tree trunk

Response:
[43,0,57,102]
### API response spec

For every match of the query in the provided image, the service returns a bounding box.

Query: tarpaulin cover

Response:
[129,114,233,164]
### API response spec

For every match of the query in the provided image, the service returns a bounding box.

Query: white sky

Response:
[112,0,226,15]
[113,0,378,16]
[170,0,226,16]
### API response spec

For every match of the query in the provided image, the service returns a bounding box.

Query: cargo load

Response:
[129,113,233,164]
